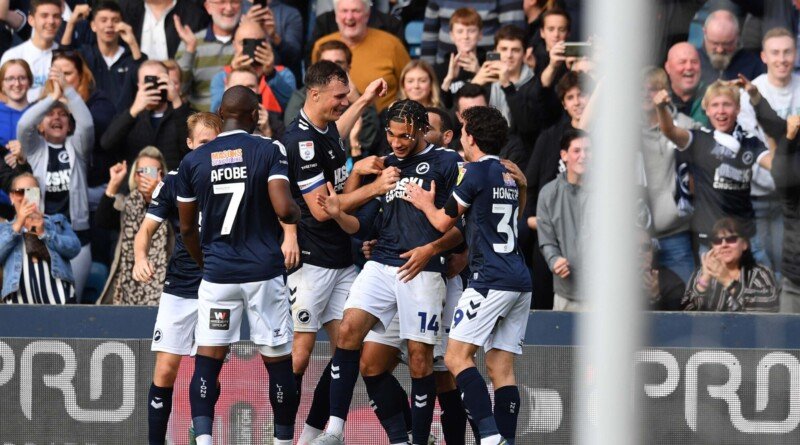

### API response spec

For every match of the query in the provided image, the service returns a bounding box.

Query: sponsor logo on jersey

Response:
[209,308,231,330]
[386,177,423,202]
[211,148,243,166]
[299,141,315,161]
[416,162,430,175]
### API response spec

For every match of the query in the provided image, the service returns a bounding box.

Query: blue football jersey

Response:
[176,129,289,283]
[452,156,531,291]
[370,145,462,273]
[282,110,352,269]
[146,171,202,299]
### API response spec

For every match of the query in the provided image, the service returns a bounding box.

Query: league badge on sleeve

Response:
[299,141,315,161]
[457,163,466,185]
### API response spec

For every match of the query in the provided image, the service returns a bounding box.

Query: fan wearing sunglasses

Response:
[682,217,778,312]
[0,173,80,304]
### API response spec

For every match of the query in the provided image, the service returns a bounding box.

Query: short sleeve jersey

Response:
[146,170,202,299]
[283,110,352,269]
[452,156,531,292]
[176,129,289,283]
[687,128,767,240]
[370,145,462,273]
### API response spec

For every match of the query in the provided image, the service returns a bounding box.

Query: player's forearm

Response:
[429,226,463,254]
[133,219,159,261]
[332,212,361,235]
[339,183,380,213]
[426,206,456,233]
[336,95,370,137]
[657,106,690,149]
[280,221,297,237]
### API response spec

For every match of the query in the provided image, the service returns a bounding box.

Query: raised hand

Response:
[361,77,388,104]
[173,15,198,53]
[317,182,342,218]
[652,89,672,108]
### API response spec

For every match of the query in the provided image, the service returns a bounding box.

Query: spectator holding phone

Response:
[0,173,81,304]
[101,60,191,170]
[16,65,93,302]
[241,0,303,77]
[470,25,534,128]
[209,20,296,115]
[438,8,484,107]
[96,146,169,306]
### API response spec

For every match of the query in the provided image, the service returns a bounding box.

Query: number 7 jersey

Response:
[176,129,290,284]
[452,156,531,291]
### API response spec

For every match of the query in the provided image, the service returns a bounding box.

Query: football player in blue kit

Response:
[310,99,464,445]
[175,86,301,445]
[279,60,401,445]
[404,106,532,445]
[132,112,222,445]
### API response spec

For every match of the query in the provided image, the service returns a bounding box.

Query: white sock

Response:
[274,439,293,445]
[196,434,213,445]
[481,434,503,445]
[325,416,345,436]
[298,424,323,444]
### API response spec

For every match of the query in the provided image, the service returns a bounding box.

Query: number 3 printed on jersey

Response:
[213,182,245,235]
[493,203,518,253]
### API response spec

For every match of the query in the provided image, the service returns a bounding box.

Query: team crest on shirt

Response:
[58,151,70,164]
[416,162,430,174]
[211,148,243,166]
[503,172,516,187]
[299,141,315,161]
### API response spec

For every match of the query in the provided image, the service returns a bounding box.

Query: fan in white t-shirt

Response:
[0,0,63,102]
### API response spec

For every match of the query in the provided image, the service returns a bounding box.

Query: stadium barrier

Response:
[1,307,800,444]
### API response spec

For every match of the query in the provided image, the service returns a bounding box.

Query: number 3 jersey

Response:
[451,156,531,291]
[176,129,289,284]
[282,110,352,269]
[369,145,462,274]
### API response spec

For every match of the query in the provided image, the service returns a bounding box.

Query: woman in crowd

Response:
[398,59,443,109]
[17,67,94,302]
[0,173,81,304]
[682,218,779,312]
[46,50,117,200]
[97,146,169,306]
[0,59,32,147]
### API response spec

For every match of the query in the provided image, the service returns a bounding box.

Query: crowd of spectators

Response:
[1,0,798,314]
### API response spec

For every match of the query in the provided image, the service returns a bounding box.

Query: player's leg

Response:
[298,319,341,445]
[190,281,244,445]
[446,288,516,445]
[397,270,446,445]
[246,278,297,445]
[436,276,468,445]
[313,261,396,444]
[297,266,355,444]
[362,317,410,445]
[149,293,197,445]
[484,291,532,445]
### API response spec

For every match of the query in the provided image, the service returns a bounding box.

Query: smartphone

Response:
[242,38,264,61]
[563,42,592,58]
[24,187,41,212]
[486,51,501,62]
[144,75,167,102]
[138,166,159,179]
[254,0,268,7]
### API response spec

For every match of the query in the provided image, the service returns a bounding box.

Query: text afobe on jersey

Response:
[385,177,423,202]
[211,166,247,182]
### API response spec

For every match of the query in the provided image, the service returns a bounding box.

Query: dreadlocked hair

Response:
[386,99,430,134]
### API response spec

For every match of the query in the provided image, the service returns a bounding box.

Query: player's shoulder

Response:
[434,145,463,164]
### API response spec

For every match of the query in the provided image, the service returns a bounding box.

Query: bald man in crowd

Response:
[699,9,764,87]
[665,42,709,126]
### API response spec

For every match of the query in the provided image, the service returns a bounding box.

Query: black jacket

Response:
[100,103,192,171]
[118,0,209,60]
[73,43,145,113]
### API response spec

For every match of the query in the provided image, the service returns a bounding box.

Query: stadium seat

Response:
[82,262,109,304]
[405,20,423,58]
